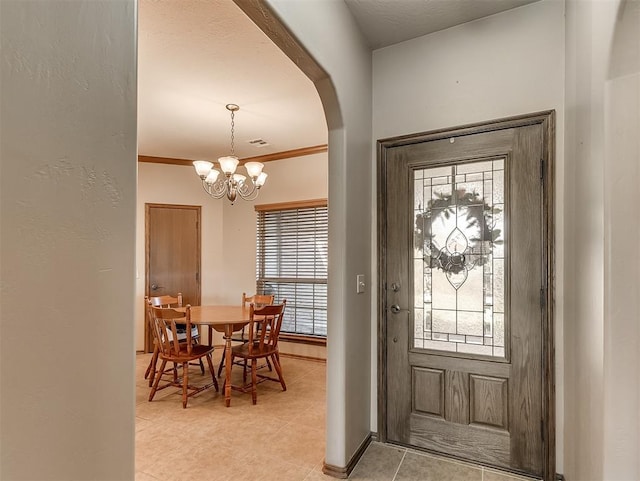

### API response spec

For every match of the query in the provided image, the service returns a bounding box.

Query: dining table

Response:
[183,304,251,407]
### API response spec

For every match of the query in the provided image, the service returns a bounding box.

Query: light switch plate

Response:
[356,274,365,294]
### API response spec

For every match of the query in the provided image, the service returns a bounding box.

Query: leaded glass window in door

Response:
[413,159,506,358]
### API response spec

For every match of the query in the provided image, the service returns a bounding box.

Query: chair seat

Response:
[231,342,277,359]
[163,343,214,363]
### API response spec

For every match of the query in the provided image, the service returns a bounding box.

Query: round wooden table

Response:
[183,305,251,407]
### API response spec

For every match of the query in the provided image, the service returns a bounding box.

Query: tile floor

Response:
[348,443,538,481]
[135,351,328,481]
[135,353,536,481]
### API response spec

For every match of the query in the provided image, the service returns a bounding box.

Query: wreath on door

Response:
[414,188,502,289]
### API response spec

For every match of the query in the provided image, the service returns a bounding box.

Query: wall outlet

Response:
[356,274,365,294]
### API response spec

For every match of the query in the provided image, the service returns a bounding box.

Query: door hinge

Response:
[540,159,545,180]
[195,272,199,281]
[540,288,546,309]
[541,419,545,442]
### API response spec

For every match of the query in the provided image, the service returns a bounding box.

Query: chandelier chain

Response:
[230,110,235,156]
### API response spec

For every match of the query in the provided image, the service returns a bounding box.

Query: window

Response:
[255,199,328,337]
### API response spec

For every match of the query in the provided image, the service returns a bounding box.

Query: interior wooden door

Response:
[145,203,201,352]
[379,113,554,479]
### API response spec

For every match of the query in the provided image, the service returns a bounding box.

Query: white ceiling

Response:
[137,0,539,162]
[344,0,540,50]
[137,0,327,161]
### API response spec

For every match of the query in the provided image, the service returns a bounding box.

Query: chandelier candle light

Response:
[193,104,267,203]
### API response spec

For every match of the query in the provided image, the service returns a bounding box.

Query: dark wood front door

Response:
[378,112,554,479]
[145,203,201,352]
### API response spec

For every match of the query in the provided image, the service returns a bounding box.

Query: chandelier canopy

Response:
[193,104,267,203]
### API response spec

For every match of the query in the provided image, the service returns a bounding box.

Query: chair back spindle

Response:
[247,300,286,355]
[151,305,194,356]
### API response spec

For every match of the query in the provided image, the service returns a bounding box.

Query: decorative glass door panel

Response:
[413,159,506,358]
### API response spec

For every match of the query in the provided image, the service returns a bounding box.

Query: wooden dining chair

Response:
[148,304,219,408]
[144,294,204,387]
[216,292,274,377]
[229,300,287,405]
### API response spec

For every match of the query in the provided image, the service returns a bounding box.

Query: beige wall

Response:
[372,0,566,468]
[602,4,640,479]
[0,1,137,479]
[264,0,373,468]
[604,71,640,481]
[136,153,328,358]
[564,0,640,479]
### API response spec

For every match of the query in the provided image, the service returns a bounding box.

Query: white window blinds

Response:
[256,200,328,337]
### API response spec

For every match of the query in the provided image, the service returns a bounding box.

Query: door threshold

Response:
[382,441,542,481]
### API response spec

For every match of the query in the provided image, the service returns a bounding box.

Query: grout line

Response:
[482,466,541,481]
[406,447,480,470]
[391,450,408,481]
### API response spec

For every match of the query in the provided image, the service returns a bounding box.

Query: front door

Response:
[379,112,554,479]
[145,203,202,352]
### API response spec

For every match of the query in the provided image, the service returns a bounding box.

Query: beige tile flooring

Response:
[135,353,535,481]
[135,351,328,481]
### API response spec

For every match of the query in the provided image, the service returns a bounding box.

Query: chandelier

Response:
[193,104,267,203]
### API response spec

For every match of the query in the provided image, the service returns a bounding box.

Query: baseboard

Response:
[322,433,373,479]
[141,346,325,363]
[140,344,326,363]
[321,463,348,479]
[279,352,326,363]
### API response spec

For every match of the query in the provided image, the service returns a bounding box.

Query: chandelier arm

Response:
[239,186,262,201]
[236,181,258,200]
[212,178,232,198]
[201,179,226,199]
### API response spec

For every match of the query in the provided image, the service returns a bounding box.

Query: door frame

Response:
[377,111,555,480]
[144,203,202,353]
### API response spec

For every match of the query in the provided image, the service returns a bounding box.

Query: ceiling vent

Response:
[248,138,270,148]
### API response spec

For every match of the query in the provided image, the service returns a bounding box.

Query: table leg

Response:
[224,326,233,407]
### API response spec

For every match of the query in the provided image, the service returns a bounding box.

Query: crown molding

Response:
[138,144,327,167]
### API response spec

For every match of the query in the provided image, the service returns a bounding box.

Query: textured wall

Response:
[0,1,137,479]
[563,0,621,479]
[603,1,640,479]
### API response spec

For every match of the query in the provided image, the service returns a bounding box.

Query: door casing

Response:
[376,111,555,480]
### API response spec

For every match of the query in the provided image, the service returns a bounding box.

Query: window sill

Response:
[279,333,327,346]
